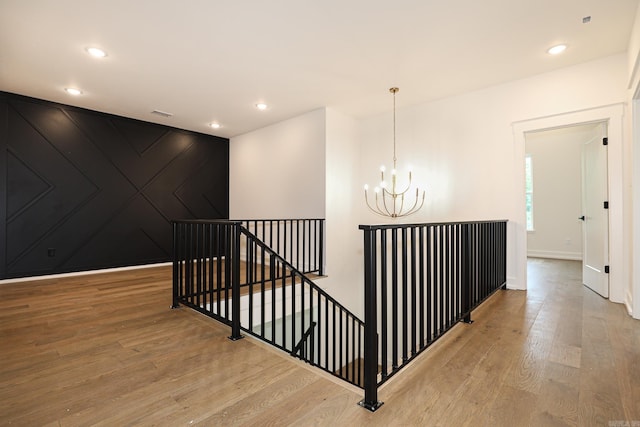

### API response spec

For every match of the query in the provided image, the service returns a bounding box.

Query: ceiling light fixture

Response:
[209,122,221,129]
[364,87,425,218]
[255,103,268,111]
[86,47,107,58]
[65,87,82,96]
[547,44,567,55]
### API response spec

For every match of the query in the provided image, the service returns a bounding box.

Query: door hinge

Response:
[604,201,609,209]
[605,265,610,274]
[603,137,608,146]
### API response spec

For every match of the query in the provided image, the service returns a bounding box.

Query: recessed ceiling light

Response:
[65,88,82,96]
[547,44,567,55]
[209,122,221,129]
[255,103,268,111]
[86,47,107,58]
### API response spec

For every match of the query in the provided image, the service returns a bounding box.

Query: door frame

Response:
[512,103,625,305]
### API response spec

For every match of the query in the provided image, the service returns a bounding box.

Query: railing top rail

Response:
[359,219,508,231]
[172,218,325,225]
[236,218,325,222]
[239,226,364,327]
[172,219,243,225]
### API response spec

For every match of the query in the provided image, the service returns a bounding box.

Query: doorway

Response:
[511,103,624,303]
[524,122,609,298]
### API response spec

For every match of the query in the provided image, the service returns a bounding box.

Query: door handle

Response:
[579,215,585,221]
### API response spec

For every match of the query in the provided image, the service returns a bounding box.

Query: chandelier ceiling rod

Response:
[391,87,398,169]
[363,87,425,219]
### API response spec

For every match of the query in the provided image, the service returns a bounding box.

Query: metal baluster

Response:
[426,225,432,343]
[401,227,408,362]
[380,230,388,378]
[410,226,417,355]
[391,228,398,369]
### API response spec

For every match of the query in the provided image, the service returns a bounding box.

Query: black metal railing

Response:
[172,219,365,387]
[358,220,507,411]
[239,226,364,386]
[172,218,507,409]
[239,219,324,276]
[172,220,242,336]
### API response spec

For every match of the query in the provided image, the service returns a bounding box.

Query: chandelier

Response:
[364,87,425,218]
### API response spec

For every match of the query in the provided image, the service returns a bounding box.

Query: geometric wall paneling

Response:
[173,153,229,218]
[6,150,53,220]
[6,102,101,273]
[145,135,229,220]
[0,92,229,279]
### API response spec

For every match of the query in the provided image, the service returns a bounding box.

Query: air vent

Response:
[151,110,173,118]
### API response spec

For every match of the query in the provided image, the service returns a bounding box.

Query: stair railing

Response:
[171,218,366,387]
[239,226,365,387]
[291,321,317,359]
[358,220,508,411]
[171,220,243,338]
[171,218,508,409]
[239,218,324,276]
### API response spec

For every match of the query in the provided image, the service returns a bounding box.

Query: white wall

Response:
[525,125,599,260]
[627,3,640,319]
[358,53,628,292]
[321,109,364,314]
[230,107,364,315]
[229,109,326,219]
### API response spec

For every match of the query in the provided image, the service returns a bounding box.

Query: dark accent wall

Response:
[0,92,229,279]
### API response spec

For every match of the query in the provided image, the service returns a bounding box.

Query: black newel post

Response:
[359,226,383,411]
[171,221,180,309]
[319,220,325,276]
[229,223,244,341]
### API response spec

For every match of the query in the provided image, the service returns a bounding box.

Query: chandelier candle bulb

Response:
[363,87,426,218]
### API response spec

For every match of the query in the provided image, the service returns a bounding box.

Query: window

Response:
[525,155,534,231]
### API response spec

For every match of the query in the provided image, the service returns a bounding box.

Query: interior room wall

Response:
[229,109,326,219]
[525,125,597,260]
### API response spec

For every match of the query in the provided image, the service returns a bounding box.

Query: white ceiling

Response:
[1,0,638,138]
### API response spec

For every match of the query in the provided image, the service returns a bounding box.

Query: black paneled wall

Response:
[0,92,229,279]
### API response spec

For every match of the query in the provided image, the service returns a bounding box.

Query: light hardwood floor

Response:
[1,258,639,426]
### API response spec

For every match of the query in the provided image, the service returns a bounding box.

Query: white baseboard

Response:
[625,290,634,317]
[506,275,524,290]
[0,262,172,284]
[527,250,582,261]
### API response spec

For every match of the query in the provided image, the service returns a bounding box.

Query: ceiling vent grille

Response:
[151,110,173,118]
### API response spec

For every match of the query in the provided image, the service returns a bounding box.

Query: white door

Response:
[581,123,609,298]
